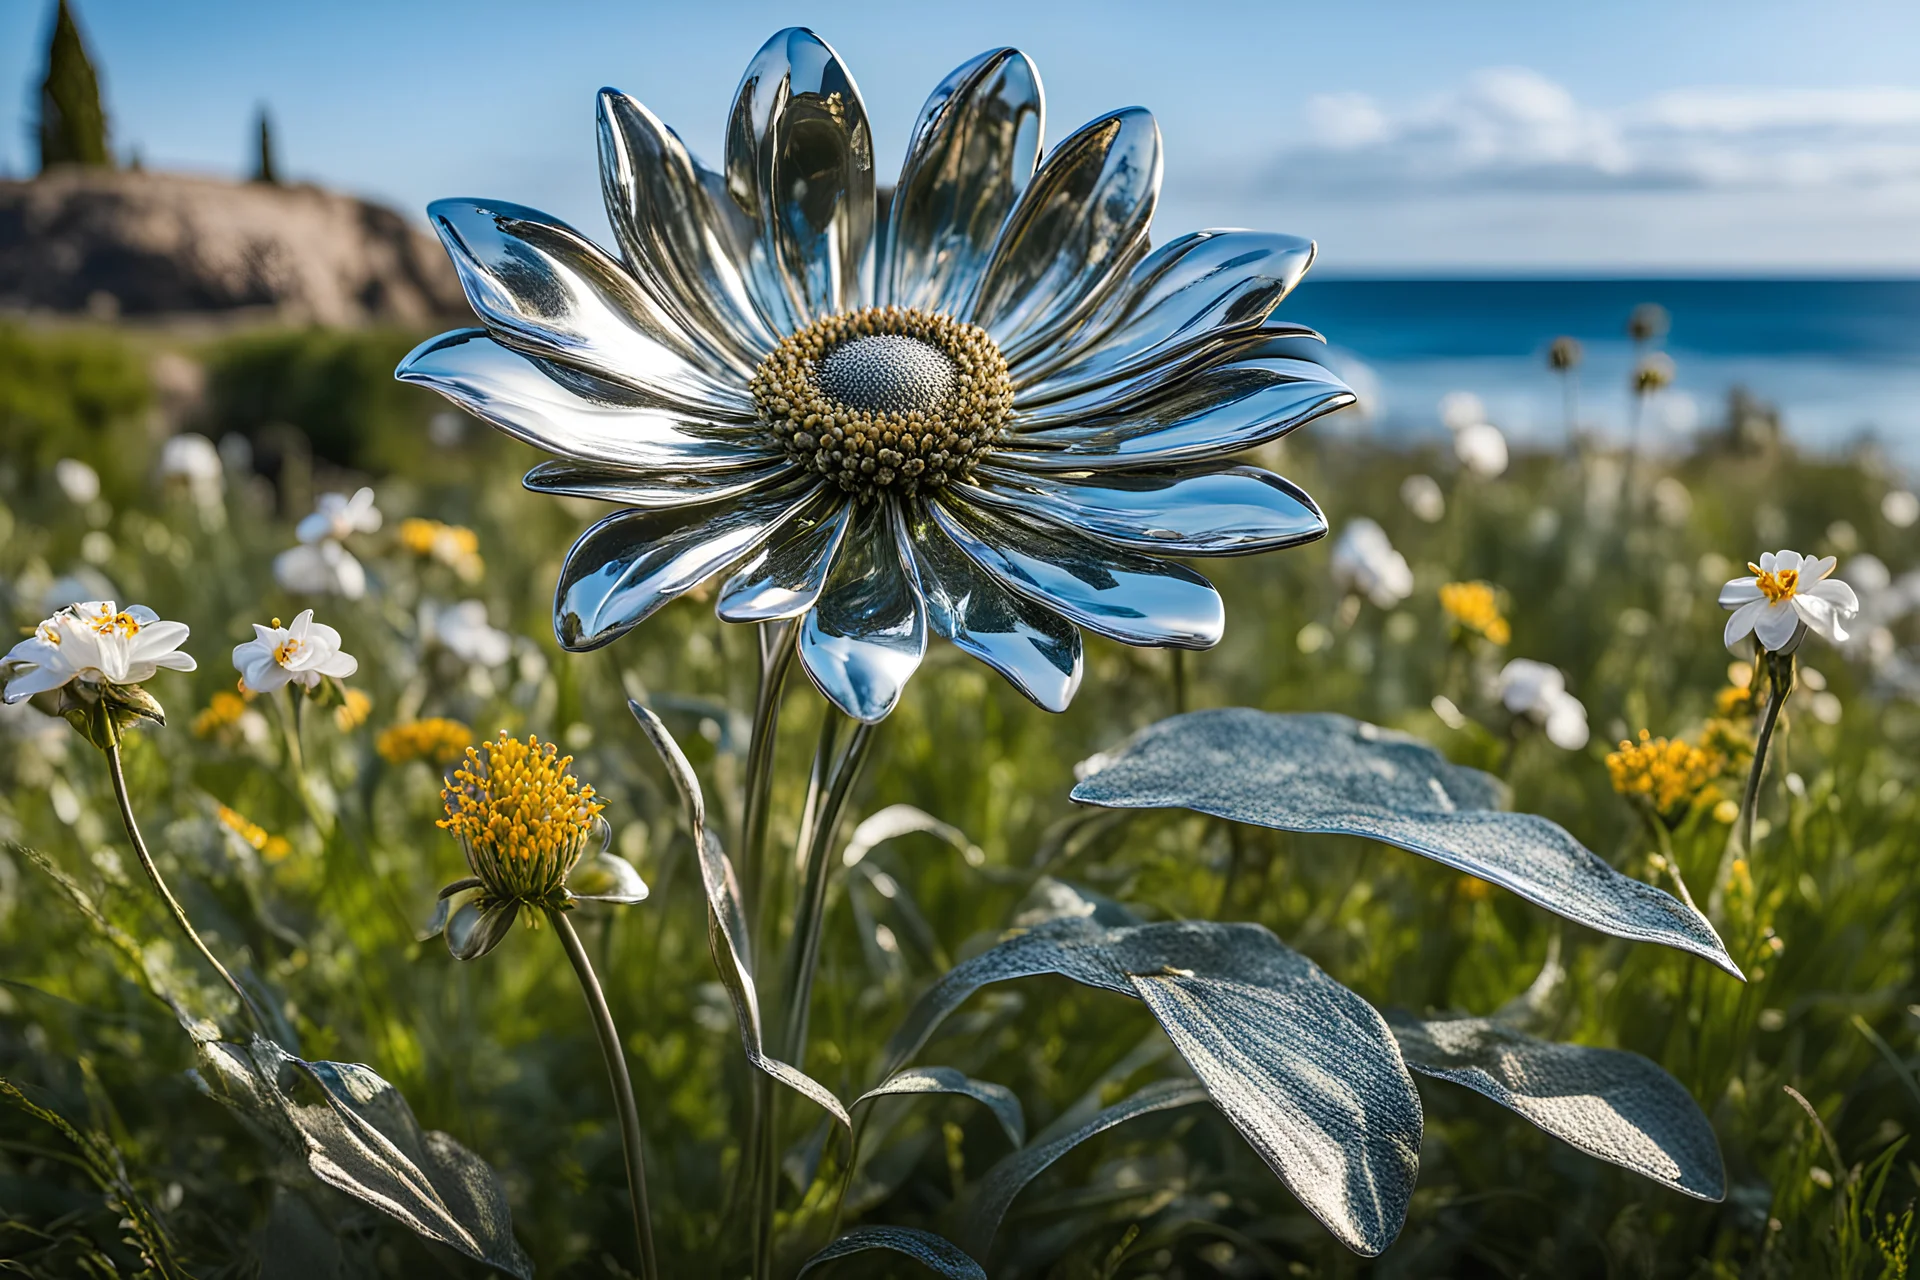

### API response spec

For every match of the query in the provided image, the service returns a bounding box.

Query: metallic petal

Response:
[598,89,781,371]
[967,108,1161,360]
[726,28,876,329]
[447,899,518,961]
[885,48,1043,314]
[998,356,1354,464]
[426,199,750,415]
[717,494,854,622]
[961,464,1326,557]
[567,851,651,905]
[928,498,1223,649]
[1011,231,1317,397]
[398,330,773,472]
[799,500,927,722]
[555,476,823,650]
[523,458,793,509]
[899,500,1081,712]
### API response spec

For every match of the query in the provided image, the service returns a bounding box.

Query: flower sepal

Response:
[564,850,650,906]
[58,680,167,750]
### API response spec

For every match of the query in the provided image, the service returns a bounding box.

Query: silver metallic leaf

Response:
[798,1225,985,1279]
[1071,710,1741,977]
[855,1065,1026,1146]
[883,917,1422,1257]
[953,1078,1208,1259]
[194,1036,532,1278]
[627,702,850,1127]
[1389,1013,1725,1201]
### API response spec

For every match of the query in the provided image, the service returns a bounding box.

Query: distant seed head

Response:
[749,306,1013,499]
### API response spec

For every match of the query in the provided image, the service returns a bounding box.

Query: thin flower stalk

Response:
[106,744,270,1035]
[551,907,658,1280]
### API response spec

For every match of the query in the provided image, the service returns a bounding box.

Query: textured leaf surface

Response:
[855,1066,1026,1146]
[798,1225,986,1278]
[884,917,1422,1256]
[629,702,850,1126]
[1071,710,1739,976]
[194,1036,532,1278]
[954,1079,1207,1258]
[1389,1013,1726,1201]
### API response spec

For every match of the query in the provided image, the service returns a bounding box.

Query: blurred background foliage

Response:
[0,320,1916,1278]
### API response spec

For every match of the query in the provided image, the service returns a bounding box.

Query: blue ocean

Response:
[1283,279,1920,461]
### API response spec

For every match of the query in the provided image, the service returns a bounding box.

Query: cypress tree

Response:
[253,106,279,184]
[37,0,112,171]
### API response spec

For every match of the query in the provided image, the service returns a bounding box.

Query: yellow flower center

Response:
[273,636,305,666]
[1751,562,1799,604]
[749,305,1012,498]
[439,731,603,905]
[88,611,142,638]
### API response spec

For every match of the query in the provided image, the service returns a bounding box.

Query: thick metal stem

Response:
[551,909,658,1280]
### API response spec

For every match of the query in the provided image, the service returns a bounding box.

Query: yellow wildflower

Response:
[193,690,251,738]
[1716,660,1756,716]
[397,517,484,581]
[440,732,605,908]
[1606,730,1717,820]
[215,803,292,862]
[376,717,473,766]
[333,687,373,731]
[1439,580,1511,646]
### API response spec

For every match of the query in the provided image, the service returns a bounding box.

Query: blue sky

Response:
[5,0,1918,272]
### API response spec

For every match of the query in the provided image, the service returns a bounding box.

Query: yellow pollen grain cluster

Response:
[193,690,251,738]
[89,611,142,638]
[1752,562,1799,604]
[398,518,484,579]
[749,305,1012,499]
[1606,730,1717,817]
[216,803,291,861]
[378,716,472,765]
[439,731,603,903]
[1438,581,1511,645]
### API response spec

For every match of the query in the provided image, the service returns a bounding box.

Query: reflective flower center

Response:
[273,636,306,666]
[749,306,1013,498]
[815,335,957,414]
[440,731,604,905]
[1751,562,1799,604]
[88,611,142,638]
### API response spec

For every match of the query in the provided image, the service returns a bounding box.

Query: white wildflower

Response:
[1329,518,1413,608]
[1438,391,1485,432]
[54,459,100,505]
[1454,422,1509,478]
[422,599,513,667]
[156,433,224,507]
[2,602,197,704]
[1882,490,1920,529]
[233,610,358,693]
[1400,474,1445,523]
[296,487,383,543]
[273,540,368,600]
[1719,550,1860,653]
[1498,658,1589,750]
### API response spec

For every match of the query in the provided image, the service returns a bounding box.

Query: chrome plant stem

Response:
[781,720,878,1060]
[741,620,800,946]
[551,908,658,1280]
[105,744,270,1036]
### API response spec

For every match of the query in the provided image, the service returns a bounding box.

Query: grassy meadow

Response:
[0,320,1915,1278]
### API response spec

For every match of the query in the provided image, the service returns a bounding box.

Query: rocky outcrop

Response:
[0,168,465,325]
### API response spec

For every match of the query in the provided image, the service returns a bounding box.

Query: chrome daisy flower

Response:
[399,29,1351,721]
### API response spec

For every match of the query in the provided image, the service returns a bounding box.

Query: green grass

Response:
[0,324,1916,1278]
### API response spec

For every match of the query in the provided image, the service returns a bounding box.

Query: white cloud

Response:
[1275,69,1920,194]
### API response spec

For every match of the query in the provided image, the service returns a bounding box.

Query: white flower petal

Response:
[1754,600,1803,651]
[1805,577,1860,612]
[1717,578,1762,607]
[1723,598,1765,647]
